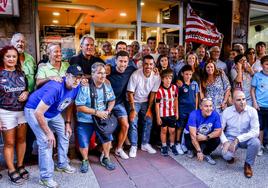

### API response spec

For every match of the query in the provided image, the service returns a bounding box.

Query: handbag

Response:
[89,81,118,138]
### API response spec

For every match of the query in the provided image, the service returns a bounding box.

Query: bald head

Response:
[233,90,246,112]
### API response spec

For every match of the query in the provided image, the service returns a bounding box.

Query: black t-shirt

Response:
[69,53,105,75]
[108,65,136,104]
[0,70,27,111]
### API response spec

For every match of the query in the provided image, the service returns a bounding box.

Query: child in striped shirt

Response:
[155,69,179,156]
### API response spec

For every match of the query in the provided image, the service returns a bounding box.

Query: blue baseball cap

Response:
[66,64,84,76]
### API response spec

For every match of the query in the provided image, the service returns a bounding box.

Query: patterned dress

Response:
[204,72,231,114]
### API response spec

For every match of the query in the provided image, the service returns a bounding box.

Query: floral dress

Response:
[205,72,231,114]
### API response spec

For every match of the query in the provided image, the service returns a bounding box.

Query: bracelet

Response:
[65,121,71,125]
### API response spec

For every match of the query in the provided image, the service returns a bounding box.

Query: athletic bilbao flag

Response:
[185,4,222,46]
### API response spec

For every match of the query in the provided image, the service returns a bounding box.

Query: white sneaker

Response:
[55,164,76,174]
[129,146,137,158]
[181,144,188,152]
[115,148,129,159]
[39,179,59,188]
[258,146,264,156]
[176,144,184,155]
[141,144,156,154]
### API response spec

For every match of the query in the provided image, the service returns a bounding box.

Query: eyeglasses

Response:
[201,97,213,102]
[236,98,246,102]
[248,51,255,55]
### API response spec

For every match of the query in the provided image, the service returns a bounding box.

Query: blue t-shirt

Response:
[251,71,268,108]
[106,56,136,68]
[75,83,115,123]
[108,65,136,104]
[186,109,221,135]
[178,81,199,116]
[25,78,80,118]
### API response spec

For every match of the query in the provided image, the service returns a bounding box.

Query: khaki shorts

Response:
[0,108,26,130]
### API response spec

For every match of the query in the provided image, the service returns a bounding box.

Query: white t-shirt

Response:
[127,68,161,103]
[252,59,263,73]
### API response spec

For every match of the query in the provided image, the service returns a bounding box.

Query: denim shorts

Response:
[0,108,26,130]
[258,107,268,130]
[160,116,176,128]
[77,122,95,148]
[112,103,128,118]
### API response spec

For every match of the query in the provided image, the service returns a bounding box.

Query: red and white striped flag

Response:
[185,4,222,46]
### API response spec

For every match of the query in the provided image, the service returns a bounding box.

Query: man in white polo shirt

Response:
[127,55,161,158]
[221,90,260,178]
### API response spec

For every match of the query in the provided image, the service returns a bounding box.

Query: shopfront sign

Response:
[0,0,19,17]
[44,26,75,37]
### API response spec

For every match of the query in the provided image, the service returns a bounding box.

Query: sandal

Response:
[17,166,29,180]
[8,170,24,185]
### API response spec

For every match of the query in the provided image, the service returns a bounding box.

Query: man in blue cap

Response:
[24,64,83,188]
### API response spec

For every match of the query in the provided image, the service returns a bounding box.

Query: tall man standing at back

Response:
[127,55,161,158]
[70,34,104,76]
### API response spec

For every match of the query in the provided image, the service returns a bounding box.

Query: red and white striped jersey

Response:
[156,84,178,117]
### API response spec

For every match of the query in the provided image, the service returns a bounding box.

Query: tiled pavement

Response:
[89,150,208,188]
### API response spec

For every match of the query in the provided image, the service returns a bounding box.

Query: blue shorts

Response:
[77,122,95,148]
[112,103,128,118]
[258,107,268,131]
[77,121,113,147]
[177,113,190,128]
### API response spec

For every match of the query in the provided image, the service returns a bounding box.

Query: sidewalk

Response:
[90,150,207,188]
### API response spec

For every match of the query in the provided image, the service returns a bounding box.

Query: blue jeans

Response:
[24,108,69,180]
[222,137,260,166]
[128,102,152,146]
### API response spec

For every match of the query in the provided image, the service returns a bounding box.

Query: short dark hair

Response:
[260,55,268,65]
[143,54,154,63]
[115,41,127,50]
[161,68,173,79]
[234,54,244,64]
[256,41,266,48]
[147,37,156,44]
[116,51,129,59]
[180,64,193,73]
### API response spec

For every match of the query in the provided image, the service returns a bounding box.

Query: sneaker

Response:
[129,146,137,158]
[170,145,179,156]
[100,152,104,162]
[176,144,184,155]
[186,150,194,158]
[55,164,76,174]
[115,148,129,159]
[141,144,157,154]
[205,155,216,165]
[80,159,89,173]
[101,157,116,170]
[39,179,59,188]
[161,146,168,156]
[181,144,188,152]
[258,146,264,156]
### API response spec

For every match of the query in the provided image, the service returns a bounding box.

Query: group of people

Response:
[0,33,267,187]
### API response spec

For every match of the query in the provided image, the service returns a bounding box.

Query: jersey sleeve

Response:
[251,73,257,87]
[187,110,197,128]
[213,111,222,129]
[155,89,162,103]
[40,82,60,106]
[106,84,116,102]
[75,86,90,106]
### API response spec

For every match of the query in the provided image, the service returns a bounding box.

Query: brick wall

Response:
[0,0,37,60]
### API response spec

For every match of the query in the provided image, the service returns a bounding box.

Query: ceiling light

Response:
[120,12,127,17]
[52,20,59,24]
[141,2,145,6]
[52,12,60,16]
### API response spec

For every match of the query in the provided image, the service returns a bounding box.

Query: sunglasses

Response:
[201,97,213,102]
